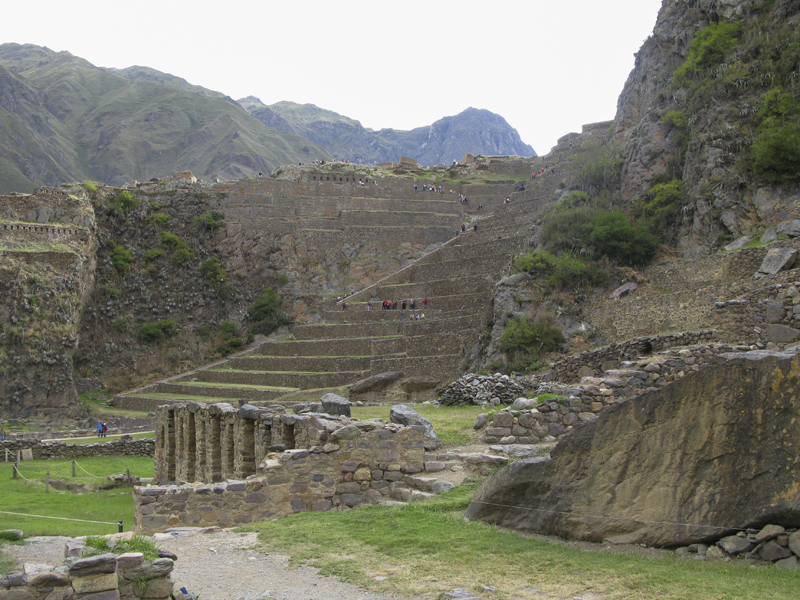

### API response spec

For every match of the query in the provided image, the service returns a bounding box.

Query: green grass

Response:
[79,391,152,419]
[352,404,486,446]
[241,485,800,599]
[0,456,153,537]
[173,380,298,391]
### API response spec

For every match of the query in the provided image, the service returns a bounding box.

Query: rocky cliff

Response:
[613,0,800,256]
[465,350,800,547]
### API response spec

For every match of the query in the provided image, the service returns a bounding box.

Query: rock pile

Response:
[0,544,178,600]
[439,373,527,406]
[677,524,800,569]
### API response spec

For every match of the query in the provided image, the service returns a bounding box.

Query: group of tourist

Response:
[96,422,108,437]
[382,298,428,311]
[413,183,445,193]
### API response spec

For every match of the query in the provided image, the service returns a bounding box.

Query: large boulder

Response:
[349,372,403,394]
[390,404,440,450]
[320,393,350,417]
[465,350,800,547]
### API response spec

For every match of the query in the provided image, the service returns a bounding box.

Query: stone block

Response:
[71,573,118,594]
[27,571,71,588]
[312,499,332,511]
[341,494,363,507]
[758,248,797,275]
[141,578,174,599]
[492,413,514,428]
[69,554,117,577]
[767,324,800,343]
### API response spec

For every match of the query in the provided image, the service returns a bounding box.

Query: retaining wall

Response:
[0,438,155,460]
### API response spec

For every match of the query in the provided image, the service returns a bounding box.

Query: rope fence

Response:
[0,510,124,532]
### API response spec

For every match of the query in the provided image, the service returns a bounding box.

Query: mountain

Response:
[611,0,800,256]
[241,99,537,165]
[0,44,332,192]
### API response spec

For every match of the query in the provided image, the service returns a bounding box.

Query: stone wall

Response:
[0,438,155,460]
[0,552,175,600]
[142,402,427,533]
[484,342,753,443]
[547,330,719,382]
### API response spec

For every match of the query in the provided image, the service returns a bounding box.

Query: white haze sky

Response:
[6,0,663,155]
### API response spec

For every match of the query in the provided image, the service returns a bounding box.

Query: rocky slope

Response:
[612,0,800,256]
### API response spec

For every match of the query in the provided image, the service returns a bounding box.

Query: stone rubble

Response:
[439,373,527,406]
[676,524,800,569]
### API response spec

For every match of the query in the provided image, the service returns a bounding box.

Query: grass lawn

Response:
[243,483,800,600]
[79,391,151,419]
[352,403,487,445]
[0,456,153,537]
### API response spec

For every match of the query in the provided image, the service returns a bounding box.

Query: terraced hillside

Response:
[111,133,595,411]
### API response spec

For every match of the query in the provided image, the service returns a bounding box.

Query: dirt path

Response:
[5,531,421,600]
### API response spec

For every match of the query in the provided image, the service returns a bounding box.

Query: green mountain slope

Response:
[0,44,332,191]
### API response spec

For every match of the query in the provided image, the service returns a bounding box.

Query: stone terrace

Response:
[112,140,598,411]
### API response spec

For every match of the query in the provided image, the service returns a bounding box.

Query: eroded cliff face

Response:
[0,187,96,421]
[614,0,800,257]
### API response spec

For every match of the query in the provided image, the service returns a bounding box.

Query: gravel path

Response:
[5,531,422,600]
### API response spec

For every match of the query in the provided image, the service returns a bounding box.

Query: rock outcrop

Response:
[465,350,800,547]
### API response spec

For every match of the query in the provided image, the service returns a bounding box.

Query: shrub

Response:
[147,213,171,228]
[159,231,186,250]
[144,248,166,261]
[751,123,800,183]
[170,248,195,266]
[113,191,137,216]
[634,179,688,242]
[248,288,292,336]
[587,210,659,267]
[514,250,604,290]
[111,316,129,332]
[216,337,245,356]
[277,273,289,285]
[196,325,211,339]
[673,22,744,85]
[194,212,222,230]
[109,245,133,275]
[137,319,177,344]
[200,257,227,286]
[219,320,236,339]
[82,181,97,194]
[501,319,564,354]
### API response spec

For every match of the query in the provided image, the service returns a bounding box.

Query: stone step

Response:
[227,354,375,372]
[372,275,492,301]
[292,314,483,339]
[414,236,524,265]
[180,369,370,389]
[243,336,405,357]
[152,381,294,400]
[291,320,403,340]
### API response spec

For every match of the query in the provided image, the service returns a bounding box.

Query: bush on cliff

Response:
[514,250,604,290]
[109,245,133,275]
[137,319,178,344]
[501,318,563,355]
[113,191,137,217]
[248,288,292,336]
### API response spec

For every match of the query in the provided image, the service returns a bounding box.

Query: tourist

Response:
[402,300,407,310]
[97,422,102,437]
[474,223,478,232]
[423,298,428,309]
[461,224,466,233]
[342,302,347,311]
[410,299,415,310]
[101,423,107,437]
[367,301,372,311]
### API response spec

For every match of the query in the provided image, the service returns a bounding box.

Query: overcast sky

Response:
[6,0,663,155]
